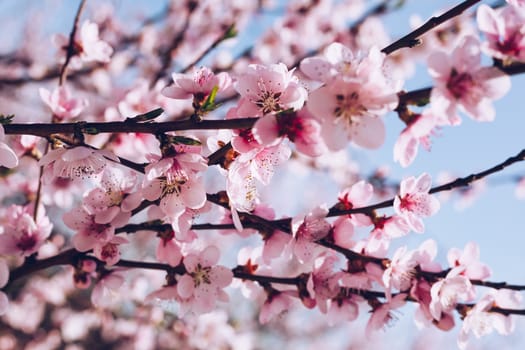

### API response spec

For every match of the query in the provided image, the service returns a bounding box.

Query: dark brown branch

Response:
[381,0,481,55]
[59,0,87,85]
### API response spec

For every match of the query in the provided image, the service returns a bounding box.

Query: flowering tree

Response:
[1,0,525,348]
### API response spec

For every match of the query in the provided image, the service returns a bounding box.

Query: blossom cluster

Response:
[0,0,525,349]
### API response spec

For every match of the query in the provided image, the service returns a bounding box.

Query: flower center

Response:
[16,232,37,252]
[446,69,474,99]
[192,264,212,286]
[256,90,283,114]
[334,92,367,122]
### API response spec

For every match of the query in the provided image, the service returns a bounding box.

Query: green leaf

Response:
[0,114,15,124]
[201,85,220,112]
[127,108,164,123]
[170,135,202,146]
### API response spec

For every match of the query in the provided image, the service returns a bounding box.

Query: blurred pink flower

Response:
[477,4,525,63]
[39,86,88,120]
[0,204,52,257]
[428,35,511,124]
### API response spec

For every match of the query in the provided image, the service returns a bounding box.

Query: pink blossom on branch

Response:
[162,66,232,101]
[176,245,233,315]
[53,19,113,67]
[39,85,88,121]
[38,146,119,183]
[428,35,511,124]
[394,173,440,233]
[234,63,307,116]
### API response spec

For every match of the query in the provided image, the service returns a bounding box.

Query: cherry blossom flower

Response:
[177,245,233,315]
[162,66,232,101]
[458,289,522,349]
[307,253,344,313]
[156,229,183,267]
[39,146,119,183]
[428,35,511,124]
[394,173,440,233]
[53,19,113,67]
[364,214,411,258]
[447,242,491,280]
[0,204,52,257]
[429,268,475,321]
[63,205,116,252]
[336,180,374,226]
[252,110,325,157]
[306,76,397,150]
[39,86,88,120]
[93,235,128,266]
[259,290,296,324]
[0,124,19,168]
[290,205,331,264]
[142,145,207,224]
[234,63,307,116]
[477,4,525,64]
[227,141,291,213]
[393,109,438,167]
[366,293,406,337]
[83,168,140,227]
[383,246,418,299]
[0,258,9,315]
[91,272,125,308]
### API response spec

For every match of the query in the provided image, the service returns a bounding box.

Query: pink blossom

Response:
[177,246,233,315]
[39,146,119,183]
[383,246,418,299]
[307,253,344,313]
[54,20,113,66]
[325,296,359,326]
[156,230,182,267]
[234,63,307,116]
[259,290,296,324]
[447,242,491,280]
[83,168,140,227]
[227,142,291,213]
[306,76,396,150]
[429,268,475,321]
[0,204,52,257]
[0,258,9,315]
[0,125,18,168]
[162,66,232,100]
[63,205,115,252]
[458,289,521,349]
[477,4,525,63]
[428,35,511,124]
[365,215,410,257]
[394,173,440,233]
[91,272,125,308]
[393,109,438,167]
[93,235,128,266]
[39,86,88,120]
[366,293,406,337]
[142,147,207,222]
[252,110,325,157]
[290,205,331,264]
[337,180,374,226]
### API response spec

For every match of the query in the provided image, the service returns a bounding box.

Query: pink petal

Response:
[177,274,195,299]
[351,115,385,149]
[200,245,220,266]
